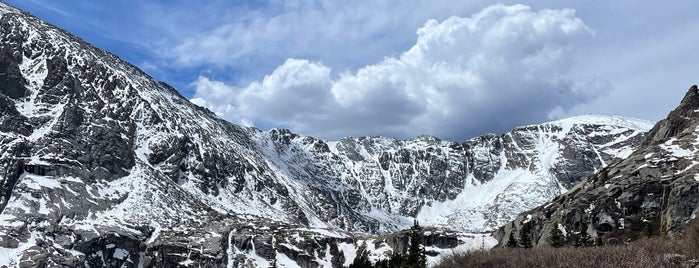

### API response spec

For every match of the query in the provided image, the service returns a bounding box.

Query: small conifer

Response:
[519,221,533,248]
[549,221,564,248]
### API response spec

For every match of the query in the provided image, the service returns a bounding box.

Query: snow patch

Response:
[21,174,61,190]
[338,242,357,267]
[0,231,37,266]
[426,234,498,267]
[296,228,348,238]
[276,253,301,268]
[660,141,694,159]
[557,223,568,237]
[113,248,129,260]
[417,169,553,231]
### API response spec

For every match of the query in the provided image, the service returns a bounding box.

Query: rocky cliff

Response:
[496,86,699,248]
[257,114,651,233]
[0,2,654,266]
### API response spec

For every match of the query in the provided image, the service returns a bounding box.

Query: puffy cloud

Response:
[191,4,604,140]
[237,59,334,123]
[161,0,485,72]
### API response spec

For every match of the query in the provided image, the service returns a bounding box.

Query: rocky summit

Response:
[496,85,699,248]
[0,2,659,267]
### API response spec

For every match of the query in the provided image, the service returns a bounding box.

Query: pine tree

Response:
[519,221,533,248]
[403,219,426,268]
[548,221,564,248]
[349,243,372,268]
[388,254,404,268]
[575,222,593,247]
[506,230,518,248]
[418,246,427,268]
[374,259,390,268]
[642,220,654,238]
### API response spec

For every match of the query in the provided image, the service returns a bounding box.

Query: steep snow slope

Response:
[0,2,654,267]
[255,115,652,232]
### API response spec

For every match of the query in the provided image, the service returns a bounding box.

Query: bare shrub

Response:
[434,226,699,268]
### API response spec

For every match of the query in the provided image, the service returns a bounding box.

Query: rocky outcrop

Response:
[642,85,699,147]
[496,86,699,248]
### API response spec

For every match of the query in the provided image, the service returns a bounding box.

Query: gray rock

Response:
[496,85,699,248]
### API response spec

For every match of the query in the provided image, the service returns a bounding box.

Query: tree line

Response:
[506,220,595,248]
[349,219,427,268]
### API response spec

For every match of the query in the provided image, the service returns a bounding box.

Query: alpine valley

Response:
[2,2,697,267]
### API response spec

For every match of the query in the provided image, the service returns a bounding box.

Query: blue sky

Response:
[6,0,699,140]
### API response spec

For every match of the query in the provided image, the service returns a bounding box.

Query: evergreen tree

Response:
[574,222,593,247]
[349,243,372,268]
[506,230,519,248]
[403,219,426,268]
[548,221,564,248]
[374,258,390,268]
[519,221,533,248]
[642,220,654,238]
[418,245,427,268]
[388,254,404,268]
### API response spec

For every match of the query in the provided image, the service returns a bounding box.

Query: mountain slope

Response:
[255,114,652,232]
[496,85,699,247]
[0,2,654,267]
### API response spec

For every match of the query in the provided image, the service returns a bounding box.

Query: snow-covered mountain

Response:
[255,114,652,233]
[496,86,699,248]
[0,2,654,266]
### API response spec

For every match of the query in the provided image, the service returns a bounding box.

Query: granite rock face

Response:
[496,86,699,248]
[0,2,654,267]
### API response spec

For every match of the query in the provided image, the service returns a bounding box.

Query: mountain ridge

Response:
[260,113,654,144]
[0,1,667,267]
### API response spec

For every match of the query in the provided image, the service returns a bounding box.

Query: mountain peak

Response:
[544,114,655,132]
[642,85,699,146]
[680,84,699,109]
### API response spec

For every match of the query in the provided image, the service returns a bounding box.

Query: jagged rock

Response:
[642,85,699,147]
[496,85,699,248]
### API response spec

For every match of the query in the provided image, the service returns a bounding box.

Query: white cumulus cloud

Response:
[191,4,606,140]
